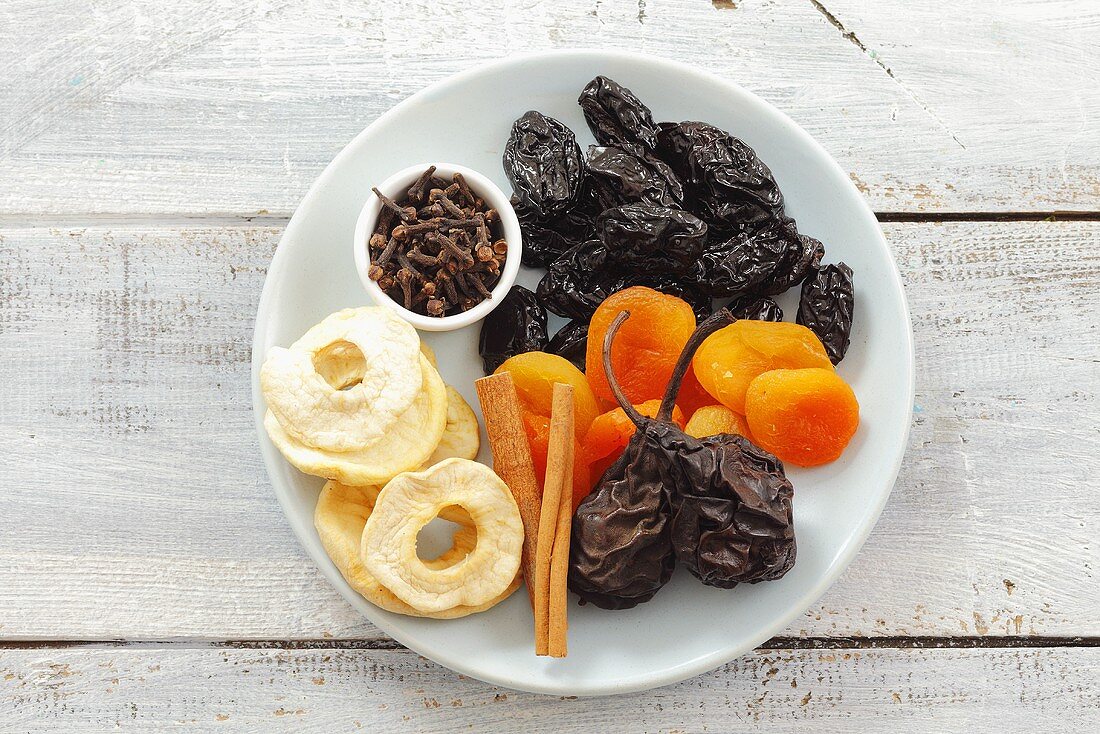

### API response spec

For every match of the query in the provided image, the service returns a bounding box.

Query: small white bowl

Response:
[353,162,522,332]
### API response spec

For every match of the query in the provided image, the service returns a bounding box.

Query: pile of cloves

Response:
[368,166,508,317]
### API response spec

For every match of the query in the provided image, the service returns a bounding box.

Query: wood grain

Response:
[1,0,1098,217]
[0,220,1095,641]
[1,646,1097,730]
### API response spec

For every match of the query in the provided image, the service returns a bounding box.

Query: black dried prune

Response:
[514,198,596,268]
[546,320,589,372]
[699,219,823,298]
[726,295,783,322]
[537,241,615,320]
[503,111,584,221]
[797,262,854,364]
[586,146,684,210]
[657,121,785,232]
[596,204,707,276]
[477,285,548,373]
[578,76,661,154]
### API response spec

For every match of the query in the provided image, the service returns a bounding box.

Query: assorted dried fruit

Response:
[268,73,867,647]
[571,310,797,608]
[367,167,508,317]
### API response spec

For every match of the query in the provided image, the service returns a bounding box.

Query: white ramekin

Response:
[352,162,523,332]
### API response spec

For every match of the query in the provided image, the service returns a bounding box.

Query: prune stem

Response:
[602,311,646,426]
[657,309,736,422]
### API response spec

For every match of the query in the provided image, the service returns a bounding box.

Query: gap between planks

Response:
[1,636,1097,652]
[1,211,1100,228]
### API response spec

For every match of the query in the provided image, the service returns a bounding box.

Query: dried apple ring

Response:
[263,353,447,486]
[315,481,520,619]
[261,307,424,452]
[361,459,524,613]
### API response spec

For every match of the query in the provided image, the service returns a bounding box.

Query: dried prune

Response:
[578,76,661,154]
[547,320,589,372]
[796,262,854,364]
[657,121,785,232]
[727,295,783,322]
[514,198,597,268]
[699,219,823,298]
[597,204,707,276]
[477,285,548,373]
[586,146,684,210]
[503,111,584,221]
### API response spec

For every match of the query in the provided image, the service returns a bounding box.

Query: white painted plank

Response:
[0,220,1096,640]
[2,0,1099,216]
[0,646,1097,730]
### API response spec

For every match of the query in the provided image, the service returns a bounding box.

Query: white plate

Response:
[251,50,914,696]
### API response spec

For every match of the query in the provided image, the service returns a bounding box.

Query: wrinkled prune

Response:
[586,146,684,210]
[578,76,661,154]
[514,198,597,268]
[699,219,823,298]
[503,111,585,221]
[796,262,854,363]
[657,121,785,232]
[597,204,707,276]
[547,320,589,372]
[726,295,783,322]
[477,285,548,373]
[671,433,796,588]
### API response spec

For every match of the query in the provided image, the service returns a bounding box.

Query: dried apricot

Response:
[586,286,697,405]
[693,320,832,414]
[581,399,685,495]
[744,368,859,466]
[684,405,751,439]
[495,351,600,439]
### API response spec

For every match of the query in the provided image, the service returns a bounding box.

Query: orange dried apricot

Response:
[495,351,600,440]
[693,320,833,414]
[586,286,697,405]
[524,410,590,507]
[684,404,751,439]
[744,368,859,467]
[581,399,685,494]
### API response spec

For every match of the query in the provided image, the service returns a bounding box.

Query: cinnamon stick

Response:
[534,383,574,656]
[547,389,575,659]
[474,373,541,611]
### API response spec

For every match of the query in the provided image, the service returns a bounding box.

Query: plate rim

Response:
[250,48,916,696]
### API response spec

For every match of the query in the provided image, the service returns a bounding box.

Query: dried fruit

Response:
[478,285,548,374]
[726,295,783,322]
[797,262,854,364]
[586,145,684,210]
[361,459,524,613]
[546,320,589,372]
[698,219,824,298]
[684,404,751,439]
[656,121,785,233]
[744,368,859,466]
[596,204,707,276]
[494,351,601,441]
[586,287,697,405]
[503,111,584,220]
[692,320,833,414]
[578,75,661,154]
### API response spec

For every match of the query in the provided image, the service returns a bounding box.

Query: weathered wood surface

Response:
[1,220,1095,641]
[1,646,1098,730]
[2,0,1099,217]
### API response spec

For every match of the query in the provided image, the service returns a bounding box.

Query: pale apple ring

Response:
[315,481,520,619]
[361,459,523,613]
[264,354,447,486]
[260,307,423,452]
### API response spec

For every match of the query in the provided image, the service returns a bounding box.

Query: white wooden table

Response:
[2,1,1098,730]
